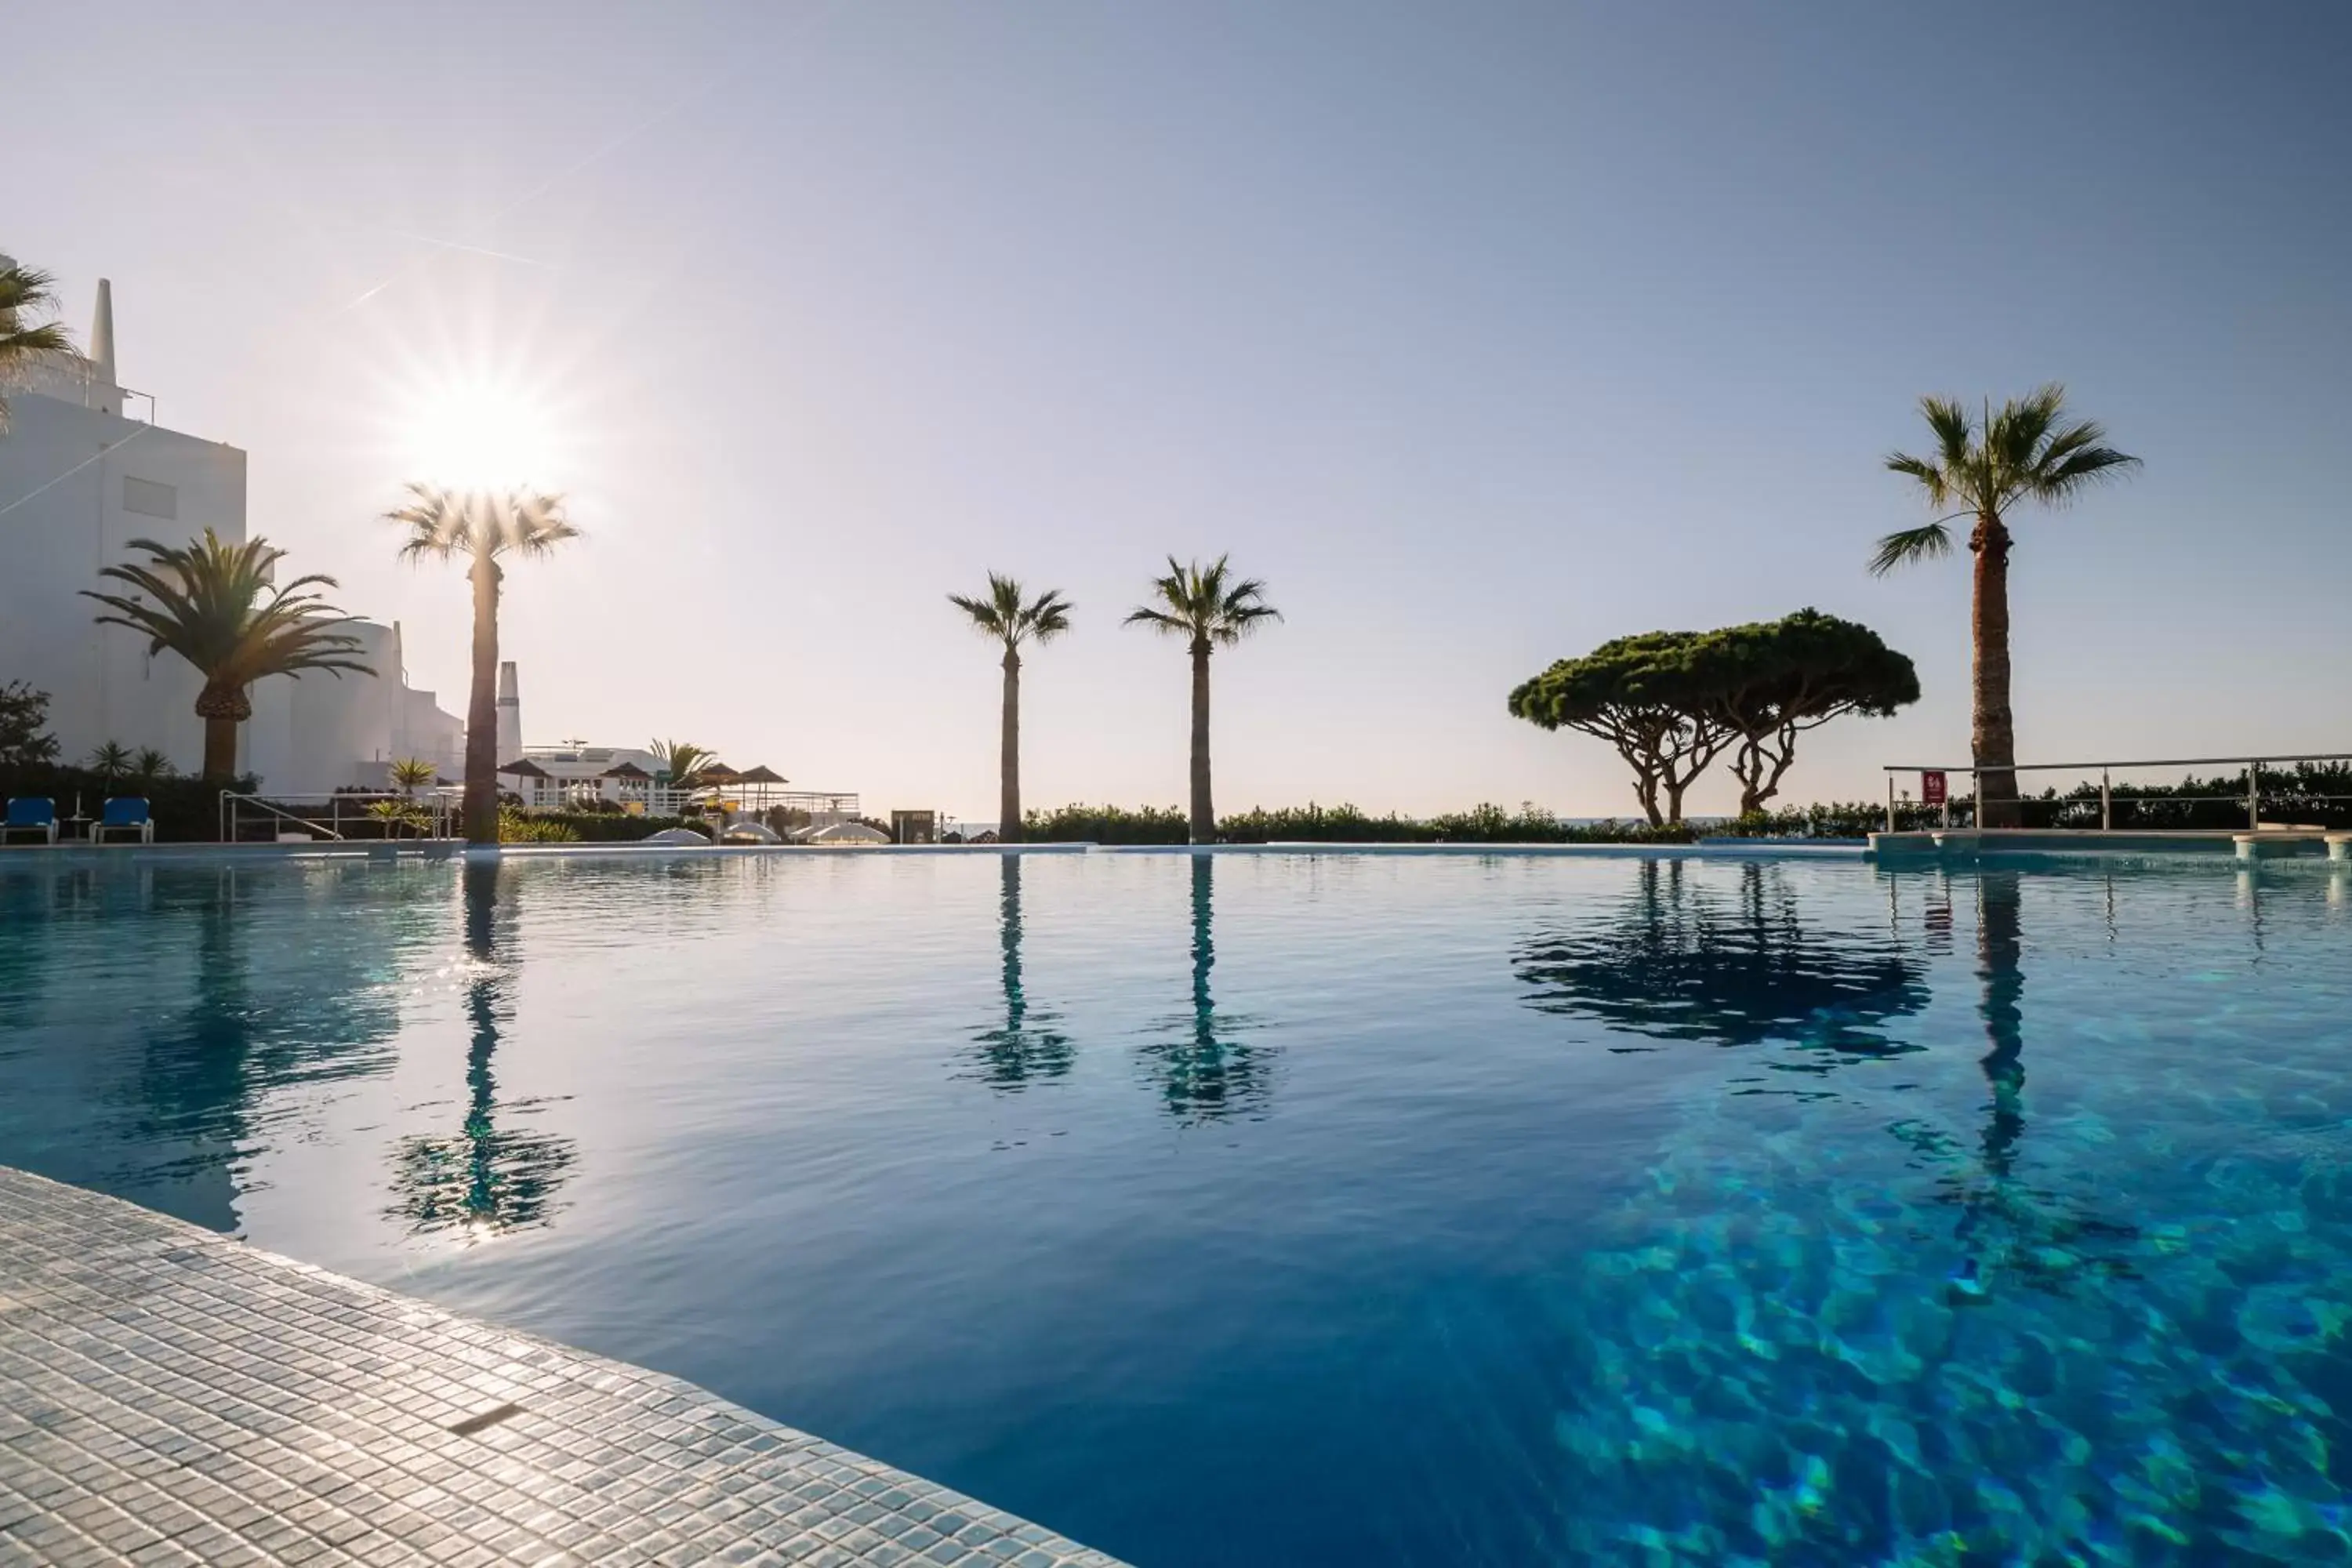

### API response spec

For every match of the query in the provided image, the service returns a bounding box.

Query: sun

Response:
[394,372,566,491]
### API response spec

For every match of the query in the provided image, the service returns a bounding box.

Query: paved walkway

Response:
[0,1168,1124,1567]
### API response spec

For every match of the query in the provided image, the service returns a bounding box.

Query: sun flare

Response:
[394,372,566,491]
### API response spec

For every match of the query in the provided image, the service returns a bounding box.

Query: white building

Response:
[0,265,466,789]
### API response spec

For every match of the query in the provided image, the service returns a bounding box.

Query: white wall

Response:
[0,384,246,772]
[2,383,466,791]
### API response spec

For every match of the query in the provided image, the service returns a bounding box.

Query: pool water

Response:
[2,850,2349,1564]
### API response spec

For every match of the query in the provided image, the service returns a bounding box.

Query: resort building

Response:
[0,264,466,789]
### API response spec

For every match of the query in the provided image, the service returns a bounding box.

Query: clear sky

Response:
[9,2,2347,819]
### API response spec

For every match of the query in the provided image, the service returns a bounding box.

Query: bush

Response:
[0,762,250,842]
[1724,800,1939,839]
[499,808,580,844]
[1025,804,1192,844]
[506,811,702,843]
[1023,800,1695,845]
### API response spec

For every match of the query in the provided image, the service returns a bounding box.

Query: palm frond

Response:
[1882,452,1951,508]
[83,529,373,689]
[1867,522,1954,577]
[1918,397,1973,468]
[389,484,577,564]
[947,593,1007,635]
[952,575,1075,649]
[1022,586,1074,644]
[1125,554,1279,645]
[2037,443,2140,496]
[1123,606,1192,637]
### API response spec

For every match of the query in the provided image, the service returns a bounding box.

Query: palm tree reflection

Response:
[1922,871,2137,1297]
[1973,870,2025,1178]
[129,869,398,1232]
[1515,860,1929,1065]
[386,860,575,1241]
[1141,855,1272,1123]
[968,855,1073,1088]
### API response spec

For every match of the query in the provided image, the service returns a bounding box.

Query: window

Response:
[122,476,178,520]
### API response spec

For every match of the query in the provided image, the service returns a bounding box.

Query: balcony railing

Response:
[1878,753,2352,833]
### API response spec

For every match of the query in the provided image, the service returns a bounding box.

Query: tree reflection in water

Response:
[1515,859,1929,1065]
[130,869,402,1229]
[1140,855,1272,1123]
[385,859,576,1242]
[1927,870,2138,1295]
[967,854,1073,1089]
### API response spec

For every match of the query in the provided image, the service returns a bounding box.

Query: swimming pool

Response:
[2,850,2347,1563]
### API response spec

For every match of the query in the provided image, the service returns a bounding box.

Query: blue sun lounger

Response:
[2,797,58,845]
[95,797,154,844]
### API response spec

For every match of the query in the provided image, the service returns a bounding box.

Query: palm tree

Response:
[87,741,133,782]
[947,574,1073,843]
[390,485,579,845]
[1125,556,1281,843]
[1871,387,2138,826]
[0,260,75,432]
[84,531,373,782]
[648,739,717,789]
[390,757,438,797]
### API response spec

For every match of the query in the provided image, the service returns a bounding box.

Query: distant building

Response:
[0,263,465,788]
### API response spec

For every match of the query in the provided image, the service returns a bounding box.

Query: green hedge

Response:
[1023,800,1694,845]
[514,812,706,843]
[0,765,248,843]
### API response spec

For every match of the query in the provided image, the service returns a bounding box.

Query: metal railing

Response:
[1879,753,2352,833]
[220,791,456,844]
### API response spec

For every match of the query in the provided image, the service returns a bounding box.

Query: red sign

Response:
[1921,771,1948,806]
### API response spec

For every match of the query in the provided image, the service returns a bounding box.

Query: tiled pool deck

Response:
[0,1168,1125,1568]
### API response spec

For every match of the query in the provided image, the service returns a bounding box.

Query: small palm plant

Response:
[0,260,75,432]
[86,741,133,782]
[129,747,176,786]
[390,757,439,797]
[1872,387,2138,826]
[390,484,579,845]
[648,739,717,790]
[947,575,1073,843]
[1125,556,1282,843]
[84,532,373,781]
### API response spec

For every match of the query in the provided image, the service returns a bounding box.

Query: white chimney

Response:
[89,278,117,387]
[495,661,521,764]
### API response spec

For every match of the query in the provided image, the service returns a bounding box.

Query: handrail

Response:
[1876,750,2352,834]
[1883,753,2352,774]
[218,790,454,844]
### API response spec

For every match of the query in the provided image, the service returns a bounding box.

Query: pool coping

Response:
[0,1166,1127,1567]
[0,837,1867,865]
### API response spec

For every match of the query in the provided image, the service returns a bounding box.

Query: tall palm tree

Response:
[0,260,75,432]
[1125,556,1281,844]
[947,573,1073,843]
[1871,387,2138,826]
[390,485,579,845]
[84,531,373,782]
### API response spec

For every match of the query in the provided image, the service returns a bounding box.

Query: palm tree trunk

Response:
[999,648,1024,844]
[1971,514,2020,829]
[463,556,502,845]
[201,717,239,783]
[194,679,251,785]
[1189,637,1214,844]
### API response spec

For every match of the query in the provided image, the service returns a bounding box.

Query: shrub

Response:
[0,682,60,768]
[499,808,580,844]
[1025,804,1192,844]
[506,811,702,843]
[0,761,249,842]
